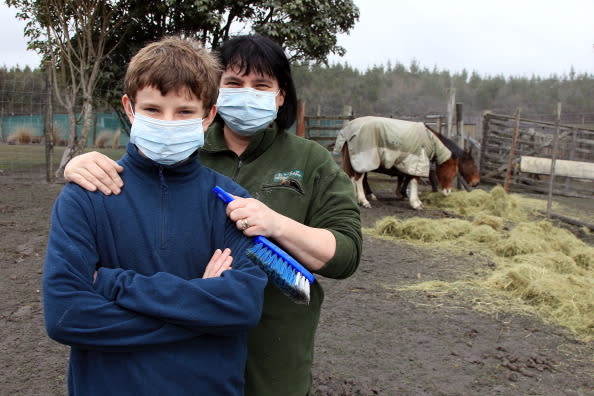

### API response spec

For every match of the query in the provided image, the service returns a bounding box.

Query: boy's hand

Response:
[64,152,124,195]
[203,248,233,279]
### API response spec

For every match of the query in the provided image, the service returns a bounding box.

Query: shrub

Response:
[95,130,114,148]
[7,127,34,144]
[112,129,121,149]
[49,124,68,146]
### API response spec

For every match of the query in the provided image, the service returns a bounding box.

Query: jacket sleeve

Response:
[306,147,362,279]
[43,188,200,351]
[93,221,267,335]
[43,186,265,351]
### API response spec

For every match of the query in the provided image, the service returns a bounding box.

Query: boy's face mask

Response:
[129,109,205,166]
[216,88,278,136]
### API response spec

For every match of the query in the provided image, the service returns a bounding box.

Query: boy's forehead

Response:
[135,85,201,103]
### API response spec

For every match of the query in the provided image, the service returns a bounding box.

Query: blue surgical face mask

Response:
[216,88,278,136]
[129,109,205,166]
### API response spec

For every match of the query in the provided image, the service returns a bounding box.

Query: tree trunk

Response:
[44,64,55,183]
[75,98,94,153]
[55,108,79,179]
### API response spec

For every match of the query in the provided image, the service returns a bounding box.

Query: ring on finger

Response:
[240,218,249,231]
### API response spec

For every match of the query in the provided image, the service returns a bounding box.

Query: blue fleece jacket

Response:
[43,143,267,396]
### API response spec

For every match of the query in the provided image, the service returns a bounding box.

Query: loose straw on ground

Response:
[372,186,594,341]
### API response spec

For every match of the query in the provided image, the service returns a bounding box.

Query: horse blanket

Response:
[334,116,452,177]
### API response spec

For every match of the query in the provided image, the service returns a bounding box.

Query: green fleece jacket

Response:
[201,121,362,396]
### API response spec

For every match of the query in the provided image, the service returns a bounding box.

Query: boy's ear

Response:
[202,105,217,130]
[122,95,134,122]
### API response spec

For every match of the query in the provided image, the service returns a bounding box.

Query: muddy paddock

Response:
[1,174,593,396]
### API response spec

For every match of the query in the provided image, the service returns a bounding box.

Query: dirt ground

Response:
[1,173,593,396]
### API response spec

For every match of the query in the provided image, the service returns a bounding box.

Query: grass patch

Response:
[0,143,125,171]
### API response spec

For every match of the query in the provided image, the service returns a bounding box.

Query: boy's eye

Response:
[144,107,159,113]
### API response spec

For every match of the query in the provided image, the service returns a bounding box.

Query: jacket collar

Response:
[124,143,202,179]
[203,121,281,160]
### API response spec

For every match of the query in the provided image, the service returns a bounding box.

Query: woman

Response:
[64,34,362,396]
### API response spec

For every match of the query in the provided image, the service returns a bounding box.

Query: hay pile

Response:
[373,186,594,341]
[420,185,530,220]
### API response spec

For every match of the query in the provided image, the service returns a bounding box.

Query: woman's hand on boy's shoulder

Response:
[64,151,124,195]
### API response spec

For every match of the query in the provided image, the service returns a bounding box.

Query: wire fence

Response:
[2,72,593,185]
[0,72,127,181]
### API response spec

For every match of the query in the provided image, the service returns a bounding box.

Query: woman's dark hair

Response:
[217,35,297,129]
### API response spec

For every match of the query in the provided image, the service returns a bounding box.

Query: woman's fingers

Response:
[64,152,124,195]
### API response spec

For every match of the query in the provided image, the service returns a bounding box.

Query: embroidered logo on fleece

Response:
[273,170,303,183]
[265,169,305,194]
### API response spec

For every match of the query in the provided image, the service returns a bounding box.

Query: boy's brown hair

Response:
[124,36,221,110]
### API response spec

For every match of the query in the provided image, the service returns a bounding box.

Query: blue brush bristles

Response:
[212,186,315,304]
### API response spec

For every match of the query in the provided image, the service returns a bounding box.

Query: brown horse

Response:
[334,116,480,210]
[364,125,480,203]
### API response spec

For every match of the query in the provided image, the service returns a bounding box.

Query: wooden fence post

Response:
[503,108,521,193]
[296,100,306,137]
[343,105,353,118]
[446,88,455,137]
[455,103,464,148]
[438,115,442,134]
[546,102,562,217]
[455,103,464,189]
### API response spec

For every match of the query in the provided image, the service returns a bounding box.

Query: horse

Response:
[363,125,480,202]
[334,116,480,210]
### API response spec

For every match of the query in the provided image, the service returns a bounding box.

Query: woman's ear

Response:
[122,95,134,123]
[276,90,285,109]
[202,105,217,130]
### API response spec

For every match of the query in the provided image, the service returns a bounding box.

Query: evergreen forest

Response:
[2,62,593,126]
[292,61,594,124]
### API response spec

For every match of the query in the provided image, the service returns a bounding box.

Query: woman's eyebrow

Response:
[252,76,274,83]
[221,75,243,83]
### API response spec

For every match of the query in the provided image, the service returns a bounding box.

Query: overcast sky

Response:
[2,1,593,78]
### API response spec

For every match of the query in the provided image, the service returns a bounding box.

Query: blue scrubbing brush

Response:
[213,186,315,304]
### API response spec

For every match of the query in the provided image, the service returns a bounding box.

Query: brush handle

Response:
[212,186,315,283]
[213,186,235,203]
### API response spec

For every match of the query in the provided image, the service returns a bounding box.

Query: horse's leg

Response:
[395,175,409,199]
[429,164,439,192]
[408,177,423,210]
[396,176,404,199]
[353,174,371,208]
[401,176,410,198]
[363,173,377,201]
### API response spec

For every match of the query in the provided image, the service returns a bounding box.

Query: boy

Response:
[42,37,267,396]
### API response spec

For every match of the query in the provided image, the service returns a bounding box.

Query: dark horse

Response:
[334,116,480,210]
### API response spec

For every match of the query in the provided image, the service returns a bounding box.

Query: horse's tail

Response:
[341,143,355,177]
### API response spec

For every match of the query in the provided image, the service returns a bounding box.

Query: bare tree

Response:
[8,0,127,177]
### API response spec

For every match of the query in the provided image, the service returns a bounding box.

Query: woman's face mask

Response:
[216,88,279,136]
